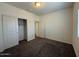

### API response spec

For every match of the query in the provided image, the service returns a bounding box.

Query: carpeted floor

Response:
[0,37,76,57]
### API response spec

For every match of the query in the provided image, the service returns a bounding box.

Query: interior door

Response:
[18,23,24,41]
[0,14,4,52]
[18,19,24,41]
[35,21,39,37]
[3,15,18,49]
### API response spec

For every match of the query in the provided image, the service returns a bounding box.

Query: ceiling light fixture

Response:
[33,2,41,8]
[35,2,41,7]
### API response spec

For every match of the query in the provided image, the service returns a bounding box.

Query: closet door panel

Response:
[3,15,18,49]
[0,14,4,52]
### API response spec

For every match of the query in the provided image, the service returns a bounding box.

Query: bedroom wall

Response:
[73,2,79,56]
[0,14,4,52]
[0,3,39,41]
[39,7,73,44]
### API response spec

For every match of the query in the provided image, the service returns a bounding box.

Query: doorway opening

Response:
[18,18,27,43]
[35,21,39,38]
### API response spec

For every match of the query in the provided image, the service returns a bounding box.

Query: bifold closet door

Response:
[0,14,4,52]
[3,15,19,49]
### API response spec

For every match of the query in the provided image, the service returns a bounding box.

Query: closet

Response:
[18,18,27,41]
[0,15,19,52]
[3,15,19,49]
[0,15,28,52]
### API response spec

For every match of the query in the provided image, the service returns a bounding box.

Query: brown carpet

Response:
[0,37,76,57]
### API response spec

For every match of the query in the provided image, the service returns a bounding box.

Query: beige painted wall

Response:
[39,8,73,44]
[0,14,4,52]
[73,2,79,56]
[0,3,39,41]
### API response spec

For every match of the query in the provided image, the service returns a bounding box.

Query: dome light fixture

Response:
[35,2,41,7]
[33,2,41,8]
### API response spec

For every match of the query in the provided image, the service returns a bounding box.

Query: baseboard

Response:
[73,44,78,57]
[35,36,72,45]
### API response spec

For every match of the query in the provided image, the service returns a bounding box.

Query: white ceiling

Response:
[6,2,73,16]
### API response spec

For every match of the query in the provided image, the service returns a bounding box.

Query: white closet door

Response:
[3,15,18,49]
[0,14,4,52]
[19,25,24,41]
